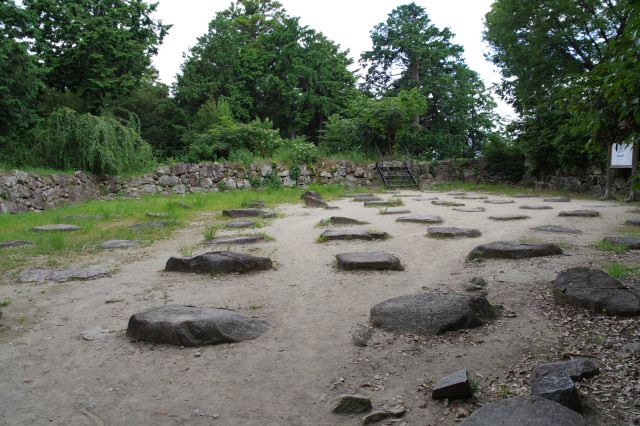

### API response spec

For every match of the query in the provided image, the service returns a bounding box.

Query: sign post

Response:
[607,142,639,201]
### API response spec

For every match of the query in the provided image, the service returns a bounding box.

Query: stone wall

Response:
[0,159,622,213]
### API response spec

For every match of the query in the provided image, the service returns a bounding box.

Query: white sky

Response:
[152,0,514,119]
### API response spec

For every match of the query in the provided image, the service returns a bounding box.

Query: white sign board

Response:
[611,143,633,168]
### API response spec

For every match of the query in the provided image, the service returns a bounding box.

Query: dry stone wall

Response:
[0,159,615,213]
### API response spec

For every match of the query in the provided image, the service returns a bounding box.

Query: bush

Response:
[31,107,154,175]
[273,137,320,165]
[481,136,525,181]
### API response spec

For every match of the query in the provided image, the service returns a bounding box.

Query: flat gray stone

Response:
[241,200,266,208]
[530,373,581,412]
[81,327,110,341]
[32,224,80,232]
[512,193,538,198]
[205,236,265,245]
[432,200,465,207]
[532,358,599,382]
[0,240,31,249]
[379,208,411,215]
[165,251,273,275]
[454,195,488,200]
[553,267,640,316]
[226,220,256,229]
[489,214,530,221]
[558,210,600,218]
[432,369,472,399]
[453,207,486,213]
[468,241,562,260]
[146,212,169,218]
[100,240,138,249]
[426,227,481,238]
[19,267,109,283]
[353,196,382,202]
[349,193,374,198]
[222,209,275,218]
[324,217,368,226]
[602,236,640,249]
[332,394,372,414]
[301,191,321,200]
[336,252,403,271]
[463,396,585,426]
[447,192,466,196]
[625,219,640,227]
[352,323,372,347]
[62,215,105,221]
[130,221,170,229]
[520,205,553,210]
[531,225,581,234]
[370,293,495,335]
[303,195,328,208]
[126,304,268,346]
[484,199,515,204]
[396,214,443,224]
[362,405,406,424]
[544,197,571,202]
[320,229,388,241]
[364,200,402,208]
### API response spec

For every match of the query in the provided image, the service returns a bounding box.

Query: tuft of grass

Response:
[177,245,196,257]
[0,298,10,307]
[604,262,640,278]
[595,240,628,253]
[203,224,222,240]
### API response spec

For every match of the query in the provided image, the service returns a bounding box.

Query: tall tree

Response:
[24,0,170,112]
[361,2,496,158]
[484,0,632,176]
[174,0,355,141]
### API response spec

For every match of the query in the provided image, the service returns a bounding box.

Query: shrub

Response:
[31,107,154,175]
[273,137,320,165]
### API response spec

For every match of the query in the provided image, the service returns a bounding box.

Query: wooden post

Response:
[603,142,614,199]
[628,141,639,202]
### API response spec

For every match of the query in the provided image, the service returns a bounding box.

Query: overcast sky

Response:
[152,0,514,119]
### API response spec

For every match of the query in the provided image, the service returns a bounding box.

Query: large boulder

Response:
[165,251,273,275]
[370,293,495,335]
[532,358,599,382]
[468,241,562,260]
[320,229,388,241]
[553,267,640,316]
[126,305,268,346]
[222,209,275,218]
[336,252,403,271]
[530,372,581,412]
[602,236,640,249]
[462,396,585,426]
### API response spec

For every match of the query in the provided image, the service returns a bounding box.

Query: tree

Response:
[360,2,497,158]
[484,0,632,177]
[0,1,44,158]
[23,0,170,112]
[174,0,355,141]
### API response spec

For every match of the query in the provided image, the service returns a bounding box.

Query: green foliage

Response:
[605,262,639,279]
[31,107,155,175]
[595,240,628,254]
[174,0,355,141]
[360,3,497,158]
[481,135,525,181]
[24,0,170,112]
[273,137,320,165]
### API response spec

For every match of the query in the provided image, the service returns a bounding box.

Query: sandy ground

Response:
[0,190,638,425]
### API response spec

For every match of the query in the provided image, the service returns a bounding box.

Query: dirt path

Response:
[0,191,637,425]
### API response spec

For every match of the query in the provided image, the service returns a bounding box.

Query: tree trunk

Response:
[602,142,615,199]
[628,141,639,202]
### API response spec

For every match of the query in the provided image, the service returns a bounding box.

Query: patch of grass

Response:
[0,298,10,307]
[427,181,584,199]
[595,240,628,253]
[177,245,196,257]
[497,384,513,398]
[0,184,356,274]
[316,218,331,227]
[203,224,222,240]
[604,262,640,278]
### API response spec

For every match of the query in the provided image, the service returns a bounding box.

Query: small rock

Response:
[100,240,138,249]
[543,197,571,202]
[379,208,411,215]
[396,215,443,224]
[484,199,515,204]
[332,394,372,414]
[205,236,265,245]
[19,267,110,283]
[362,405,406,424]
[81,327,110,341]
[602,236,640,249]
[320,229,388,241]
[336,252,403,271]
[488,214,530,221]
[432,369,472,399]
[531,225,581,234]
[364,200,403,208]
[304,195,329,208]
[558,210,600,218]
[520,205,553,210]
[426,227,481,238]
[352,323,372,347]
[468,241,562,260]
[301,191,322,200]
[453,207,486,213]
[146,212,169,218]
[165,251,272,275]
[0,240,31,249]
[325,217,369,226]
[222,209,275,219]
